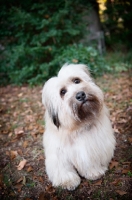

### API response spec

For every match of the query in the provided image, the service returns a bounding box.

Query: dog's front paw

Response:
[86,173,102,180]
[85,168,106,180]
[53,172,81,190]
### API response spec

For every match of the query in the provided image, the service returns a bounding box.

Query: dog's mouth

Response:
[80,94,97,106]
[80,100,87,106]
[76,94,101,121]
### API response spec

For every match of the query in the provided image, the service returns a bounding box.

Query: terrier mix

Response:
[42,64,115,190]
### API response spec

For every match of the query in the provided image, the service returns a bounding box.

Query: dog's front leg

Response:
[45,152,81,190]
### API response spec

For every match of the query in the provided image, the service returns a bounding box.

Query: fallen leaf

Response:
[45,14,49,18]
[17,159,27,170]
[22,176,26,185]
[18,93,23,97]
[93,179,102,186]
[27,166,33,172]
[38,176,44,183]
[8,132,13,137]
[14,127,24,135]
[6,151,10,156]
[122,169,130,174]
[128,137,132,143]
[116,190,127,195]
[23,141,28,148]
[16,177,23,183]
[17,149,23,155]
[31,132,38,140]
[122,162,131,165]
[109,160,119,169]
[14,183,23,192]
[25,115,35,122]
[111,179,121,185]
[38,192,49,200]
[72,59,78,63]
[10,150,18,160]
[38,155,44,161]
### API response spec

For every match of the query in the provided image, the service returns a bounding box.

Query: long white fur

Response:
[42,64,116,190]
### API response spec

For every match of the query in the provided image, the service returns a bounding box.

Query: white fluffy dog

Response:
[42,64,116,190]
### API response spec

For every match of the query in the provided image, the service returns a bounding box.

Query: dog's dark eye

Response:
[73,78,80,84]
[60,89,67,96]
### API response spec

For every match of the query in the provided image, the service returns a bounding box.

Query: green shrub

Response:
[0,1,85,85]
[53,44,111,76]
[0,1,110,85]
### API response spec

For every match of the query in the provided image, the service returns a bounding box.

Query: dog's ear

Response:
[52,112,60,128]
[81,64,91,76]
[48,107,60,128]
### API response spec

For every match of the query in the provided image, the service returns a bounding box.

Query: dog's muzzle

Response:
[76,91,86,102]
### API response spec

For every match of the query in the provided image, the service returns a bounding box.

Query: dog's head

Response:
[42,64,104,130]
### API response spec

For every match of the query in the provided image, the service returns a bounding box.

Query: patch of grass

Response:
[105,51,132,73]
[66,195,74,200]
[127,171,132,177]
[37,119,45,126]
[26,182,36,187]
[19,98,29,102]
[11,124,19,130]
[92,189,101,199]
[56,186,64,197]
[3,175,12,187]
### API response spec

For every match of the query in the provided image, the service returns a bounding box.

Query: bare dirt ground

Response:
[0,72,132,200]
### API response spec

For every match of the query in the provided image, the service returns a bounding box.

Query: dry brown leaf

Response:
[23,141,28,148]
[10,150,18,160]
[14,127,24,135]
[38,192,46,200]
[72,59,78,63]
[18,93,23,97]
[22,176,26,185]
[16,177,23,183]
[111,179,121,185]
[33,175,38,180]
[122,162,131,165]
[17,149,23,156]
[39,128,44,134]
[116,190,127,195]
[8,132,13,137]
[109,160,119,169]
[17,159,27,170]
[25,115,35,122]
[93,179,102,186]
[31,132,38,140]
[38,155,44,161]
[14,183,23,192]
[38,176,44,183]
[27,166,33,172]
[128,137,132,143]
[6,151,10,156]
[122,169,130,174]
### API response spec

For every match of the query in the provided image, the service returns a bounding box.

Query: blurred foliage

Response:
[0,0,83,85]
[103,0,132,49]
[0,0,131,85]
[54,44,111,76]
[0,0,108,85]
[105,50,132,73]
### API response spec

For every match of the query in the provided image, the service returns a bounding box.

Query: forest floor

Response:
[0,71,132,200]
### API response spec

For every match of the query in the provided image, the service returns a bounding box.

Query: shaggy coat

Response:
[42,64,116,190]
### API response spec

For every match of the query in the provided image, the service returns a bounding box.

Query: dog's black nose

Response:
[76,91,86,101]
